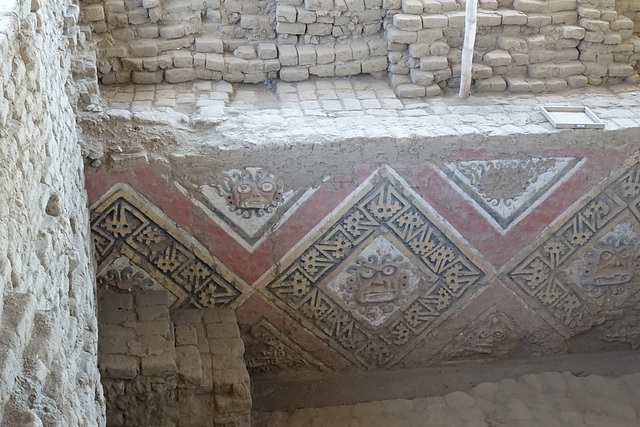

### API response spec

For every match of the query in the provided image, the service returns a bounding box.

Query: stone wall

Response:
[82,0,639,95]
[0,0,104,424]
[98,285,251,426]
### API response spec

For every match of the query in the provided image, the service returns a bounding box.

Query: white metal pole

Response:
[459,0,478,98]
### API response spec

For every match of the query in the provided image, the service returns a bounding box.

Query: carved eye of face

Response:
[618,248,632,259]
[493,331,504,338]
[237,183,252,194]
[382,265,397,276]
[479,331,491,339]
[360,268,375,279]
[600,250,614,261]
[260,181,274,192]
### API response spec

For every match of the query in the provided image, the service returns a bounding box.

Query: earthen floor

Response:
[96,76,640,142]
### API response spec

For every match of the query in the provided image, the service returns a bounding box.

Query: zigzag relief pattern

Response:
[504,159,640,336]
[91,184,247,309]
[259,169,492,369]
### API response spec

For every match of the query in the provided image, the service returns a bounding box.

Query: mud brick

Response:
[280,66,309,81]
[552,11,577,24]
[548,0,575,12]
[401,0,422,13]
[257,42,277,59]
[529,49,555,63]
[160,24,185,39]
[276,4,297,22]
[314,45,334,64]
[309,64,335,76]
[305,0,332,9]
[577,6,600,19]
[279,44,299,65]
[334,44,353,61]
[141,352,177,376]
[505,75,532,92]
[100,354,138,379]
[264,59,281,71]
[409,43,429,57]
[335,61,361,76]
[447,12,465,27]
[527,14,552,26]
[608,64,635,77]
[83,5,105,21]
[562,25,585,39]
[472,63,493,79]
[308,23,332,35]
[583,61,608,76]
[367,38,387,56]
[104,1,125,13]
[136,305,170,322]
[297,8,316,23]
[422,0,443,14]
[128,40,157,57]
[513,0,547,13]
[498,36,527,51]
[484,50,512,66]
[579,18,609,32]
[422,14,448,28]
[528,63,559,77]
[477,12,502,26]
[169,50,192,67]
[351,39,370,60]
[204,53,224,71]
[128,9,149,25]
[430,41,449,55]
[385,27,416,44]
[346,0,365,11]
[175,324,198,347]
[566,75,588,87]
[545,77,567,91]
[394,14,422,31]
[195,37,223,53]
[584,31,605,42]
[362,56,388,73]
[500,10,527,25]
[419,56,448,71]
[410,69,434,86]
[136,321,173,340]
[176,345,203,385]
[475,76,507,92]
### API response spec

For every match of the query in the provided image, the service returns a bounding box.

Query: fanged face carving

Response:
[215,168,284,218]
[228,177,282,210]
[591,246,638,286]
[346,255,410,304]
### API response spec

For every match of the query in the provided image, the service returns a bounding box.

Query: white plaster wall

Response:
[0,0,105,424]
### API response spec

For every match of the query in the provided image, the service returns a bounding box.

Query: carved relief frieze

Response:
[91,184,249,309]
[437,157,584,232]
[216,168,284,217]
[257,167,492,369]
[504,159,640,336]
[173,168,316,251]
[243,319,326,373]
[440,308,524,361]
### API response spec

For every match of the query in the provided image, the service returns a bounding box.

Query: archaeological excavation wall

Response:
[0,0,104,424]
[82,0,640,95]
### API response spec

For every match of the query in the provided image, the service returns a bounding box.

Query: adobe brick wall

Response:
[98,286,251,426]
[81,0,639,95]
[0,0,104,424]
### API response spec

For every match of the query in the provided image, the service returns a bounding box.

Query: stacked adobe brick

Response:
[81,0,389,85]
[99,288,251,426]
[385,0,640,96]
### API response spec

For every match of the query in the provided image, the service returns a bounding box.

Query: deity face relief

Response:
[589,245,637,286]
[215,168,284,217]
[228,177,281,210]
[346,255,410,304]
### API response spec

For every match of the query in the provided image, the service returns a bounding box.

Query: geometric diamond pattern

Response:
[91,183,249,309]
[257,167,493,369]
[503,159,640,336]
